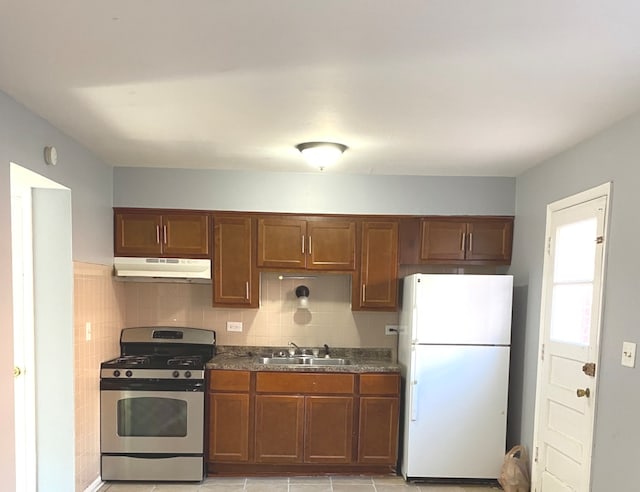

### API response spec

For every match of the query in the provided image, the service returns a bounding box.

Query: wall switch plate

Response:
[622,341,636,368]
[85,322,92,341]
[385,325,399,335]
[227,321,243,333]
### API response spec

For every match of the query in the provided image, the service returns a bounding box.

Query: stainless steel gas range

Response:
[100,326,215,482]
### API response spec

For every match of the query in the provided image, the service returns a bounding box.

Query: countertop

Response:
[206,345,400,374]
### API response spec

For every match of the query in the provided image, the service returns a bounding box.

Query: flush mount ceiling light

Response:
[295,142,348,171]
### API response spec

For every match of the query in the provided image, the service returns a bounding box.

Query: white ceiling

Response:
[2,1,640,176]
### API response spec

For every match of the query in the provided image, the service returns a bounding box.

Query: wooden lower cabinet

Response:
[208,370,251,463]
[207,370,399,475]
[254,395,304,463]
[358,397,399,464]
[304,396,354,464]
[208,393,250,462]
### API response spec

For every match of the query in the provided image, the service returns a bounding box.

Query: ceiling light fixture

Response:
[295,142,348,171]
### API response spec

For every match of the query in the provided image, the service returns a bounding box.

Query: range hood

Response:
[114,257,211,282]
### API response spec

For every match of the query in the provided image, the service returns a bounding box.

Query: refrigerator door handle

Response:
[410,347,419,421]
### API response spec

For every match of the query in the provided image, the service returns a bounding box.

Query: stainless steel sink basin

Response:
[258,356,352,366]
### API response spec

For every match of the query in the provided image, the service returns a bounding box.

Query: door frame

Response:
[531,182,612,491]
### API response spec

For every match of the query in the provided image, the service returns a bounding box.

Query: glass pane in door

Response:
[550,217,597,345]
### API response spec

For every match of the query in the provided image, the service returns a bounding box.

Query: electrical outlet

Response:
[226,321,243,333]
[622,341,636,368]
[385,324,399,336]
[85,322,92,341]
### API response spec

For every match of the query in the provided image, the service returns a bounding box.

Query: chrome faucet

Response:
[288,341,300,356]
[323,344,330,358]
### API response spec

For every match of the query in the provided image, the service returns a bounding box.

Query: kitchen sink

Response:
[258,356,352,366]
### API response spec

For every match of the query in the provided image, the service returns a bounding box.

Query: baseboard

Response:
[83,476,104,492]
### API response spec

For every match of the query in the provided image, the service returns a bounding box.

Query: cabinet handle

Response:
[308,236,312,255]
[156,225,160,244]
[163,225,167,244]
[460,232,466,251]
[245,282,249,300]
[301,235,305,254]
[362,284,366,303]
[468,232,473,252]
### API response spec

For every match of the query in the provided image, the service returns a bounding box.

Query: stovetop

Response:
[100,326,216,381]
[102,354,205,370]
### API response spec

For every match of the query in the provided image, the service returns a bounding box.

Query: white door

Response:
[531,183,610,492]
[11,190,37,492]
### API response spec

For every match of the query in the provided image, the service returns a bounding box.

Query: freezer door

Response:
[414,274,513,345]
[403,344,510,479]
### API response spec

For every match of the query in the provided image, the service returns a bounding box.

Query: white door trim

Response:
[531,181,611,492]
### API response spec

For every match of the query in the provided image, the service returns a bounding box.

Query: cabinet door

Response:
[419,219,467,262]
[114,213,163,256]
[162,213,209,257]
[208,393,250,462]
[355,221,398,310]
[257,217,307,269]
[254,395,304,463]
[466,218,513,263]
[213,215,258,307]
[357,396,399,464]
[306,219,356,271]
[304,396,354,464]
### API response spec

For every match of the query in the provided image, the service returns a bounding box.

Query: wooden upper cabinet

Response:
[256,217,307,269]
[400,216,514,265]
[420,219,468,262]
[353,221,399,311]
[257,216,356,271]
[306,219,356,270]
[213,215,258,307]
[114,212,163,256]
[465,219,513,263]
[114,209,209,258]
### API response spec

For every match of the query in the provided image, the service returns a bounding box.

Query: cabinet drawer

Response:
[256,372,355,394]
[209,370,250,392]
[359,373,400,395]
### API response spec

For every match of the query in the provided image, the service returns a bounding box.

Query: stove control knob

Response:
[173,371,180,378]
[125,370,133,378]
[185,371,192,378]
[113,370,121,378]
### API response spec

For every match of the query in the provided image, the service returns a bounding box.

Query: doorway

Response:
[531,182,611,491]
[10,163,75,492]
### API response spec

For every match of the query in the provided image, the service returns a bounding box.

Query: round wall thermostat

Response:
[44,146,58,166]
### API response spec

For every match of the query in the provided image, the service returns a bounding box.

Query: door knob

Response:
[576,388,590,398]
[14,366,22,377]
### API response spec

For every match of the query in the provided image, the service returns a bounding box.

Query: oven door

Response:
[101,386,204,454]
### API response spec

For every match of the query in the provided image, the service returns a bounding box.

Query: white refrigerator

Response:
[398,273,513,481]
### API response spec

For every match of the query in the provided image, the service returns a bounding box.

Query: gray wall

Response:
[510,112,640,490]
[114,167,516,215]
[0,92,114,264]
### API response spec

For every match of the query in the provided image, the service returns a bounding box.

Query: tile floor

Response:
[99,476,501,492]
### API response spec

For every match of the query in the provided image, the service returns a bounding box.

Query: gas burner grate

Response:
[166,356,202,368]
[113,356,150,365]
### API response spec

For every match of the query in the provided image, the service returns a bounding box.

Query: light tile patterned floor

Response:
[100,476,501,492]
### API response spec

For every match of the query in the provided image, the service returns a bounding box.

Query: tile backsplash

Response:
[122,272,399,352]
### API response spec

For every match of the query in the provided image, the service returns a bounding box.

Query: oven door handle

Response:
[100,379,204,391]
